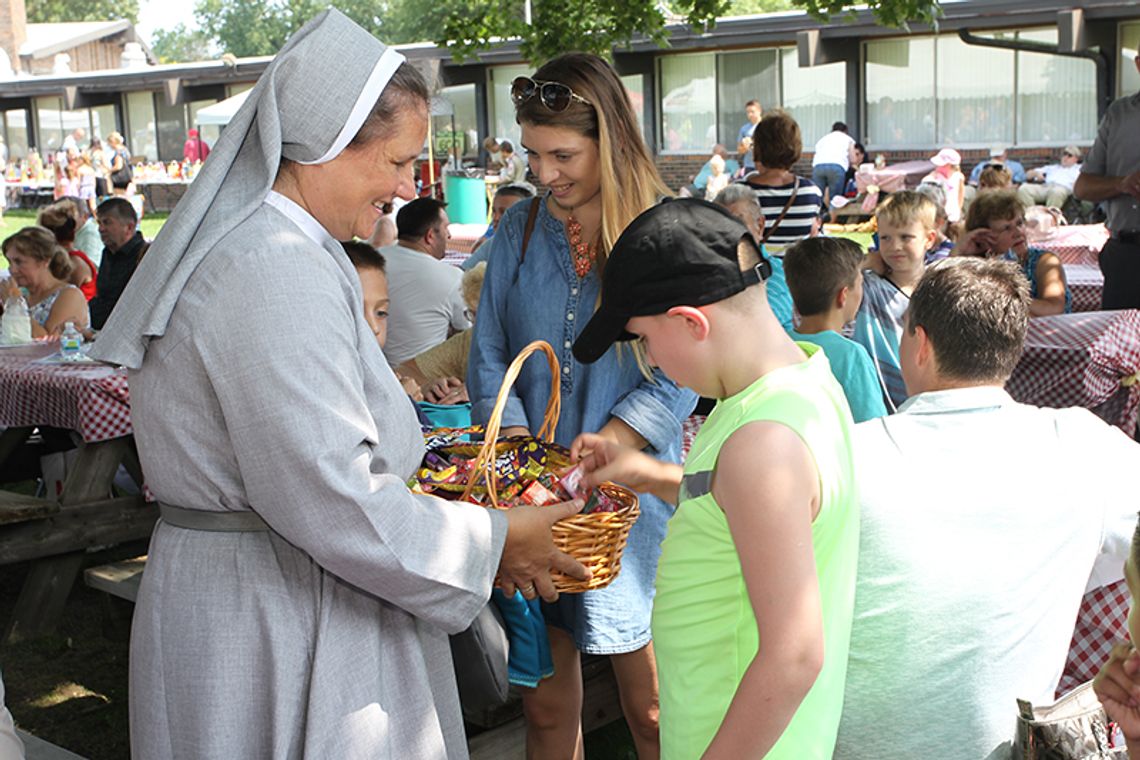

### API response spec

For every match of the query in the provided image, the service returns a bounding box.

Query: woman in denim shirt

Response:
[468,53,697,758]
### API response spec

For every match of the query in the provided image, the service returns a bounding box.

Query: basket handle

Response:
[461,340,562,506]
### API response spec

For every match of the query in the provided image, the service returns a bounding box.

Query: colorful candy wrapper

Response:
[558,465,590,501]
[538,472,570,502]
[519,480,559,507]
[582,487,622,514]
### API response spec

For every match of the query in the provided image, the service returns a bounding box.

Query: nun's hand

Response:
[498,500,589,602]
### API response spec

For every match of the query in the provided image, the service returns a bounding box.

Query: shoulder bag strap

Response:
[519,196,542,266]
[762,176,800,244]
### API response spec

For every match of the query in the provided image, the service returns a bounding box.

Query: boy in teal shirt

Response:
[783,237,888,423]
[569,199,859,758]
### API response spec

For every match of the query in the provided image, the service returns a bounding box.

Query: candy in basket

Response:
[413,340,639,593]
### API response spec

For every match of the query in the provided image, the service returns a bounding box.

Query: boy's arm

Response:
[570,432,682,505]
[702,421,824,760]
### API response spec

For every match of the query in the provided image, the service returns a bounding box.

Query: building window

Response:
[621,74,648,145]
[3,109,29,162]
[780,49,846,148]
[936,33,1014,146]
[660,53,715,153]
[658,48,847,154]
[34,96,89,156]
[718,49,779,148]
[125,91,157,161]
[866,29,1098,149]
[488,64,531,152]
[89,104,118,143]
[435,83,478,167]
[865,38,936,148]
[1017,28,1096,145]
[1121,22,1140,99]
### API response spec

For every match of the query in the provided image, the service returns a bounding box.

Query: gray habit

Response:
[88,9,509,759]
[128,197,506,758]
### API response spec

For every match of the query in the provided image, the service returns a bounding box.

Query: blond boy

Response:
[851,190,939,412]
[569,199,859,758]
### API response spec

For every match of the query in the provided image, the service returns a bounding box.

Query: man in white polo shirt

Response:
[379,198,470,367]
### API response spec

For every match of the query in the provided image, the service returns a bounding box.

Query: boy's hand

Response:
[864,250,888,276]
[1094,642,1140,740]
[570,432,681,504]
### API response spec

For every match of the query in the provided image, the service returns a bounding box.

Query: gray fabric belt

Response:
[159,502,270,532]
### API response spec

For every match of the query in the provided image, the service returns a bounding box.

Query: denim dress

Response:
[468,196,698,654]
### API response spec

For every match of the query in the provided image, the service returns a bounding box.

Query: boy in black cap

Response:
[569,198,859,758]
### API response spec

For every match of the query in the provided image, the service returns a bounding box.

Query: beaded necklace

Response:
[566,214,598,278]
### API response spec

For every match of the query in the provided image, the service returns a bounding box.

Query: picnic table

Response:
[0,341,153,642]
[1031,223,1109,266]
[1005,309,1140,435]
[854,159,935,195]
[1064,264,1104,313]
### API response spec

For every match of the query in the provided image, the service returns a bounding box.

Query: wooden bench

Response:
[0,491,59,527]
[83,557,146,603]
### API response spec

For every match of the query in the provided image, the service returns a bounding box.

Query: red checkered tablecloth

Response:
[1006,310,1140,434]
[1059,579,1131,697]
[681,414,706,460]
[1032,224,1109,266]
[0,342,132,443]
[1065,264,1104,313]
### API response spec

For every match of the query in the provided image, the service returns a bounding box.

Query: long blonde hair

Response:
[516,53,671,277]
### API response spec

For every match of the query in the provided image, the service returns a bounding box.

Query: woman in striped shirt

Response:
[737,109,824,250]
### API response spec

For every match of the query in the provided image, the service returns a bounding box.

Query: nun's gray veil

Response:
[90,9,407,369]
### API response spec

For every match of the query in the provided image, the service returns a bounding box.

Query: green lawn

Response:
[0,209,169,269]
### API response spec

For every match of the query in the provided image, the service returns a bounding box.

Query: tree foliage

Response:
[175,0,940,63]
[440,0,941,62]
[150,24,215,64]
[26,0,139,24]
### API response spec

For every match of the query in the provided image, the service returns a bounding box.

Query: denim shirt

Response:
[468,197,697,458]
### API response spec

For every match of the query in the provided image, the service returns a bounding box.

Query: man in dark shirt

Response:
[89,197,146,330]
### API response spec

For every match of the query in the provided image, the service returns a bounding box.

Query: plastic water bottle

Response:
[60,321,83,361]
[0,290,32,345]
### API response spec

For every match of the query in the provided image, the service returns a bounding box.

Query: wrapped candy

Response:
[582,487,623,514]
[519,480,560,507]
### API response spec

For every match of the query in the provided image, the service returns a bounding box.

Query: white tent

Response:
[195,90,250,127]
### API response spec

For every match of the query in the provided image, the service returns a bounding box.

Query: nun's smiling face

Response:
[283,105,428,240]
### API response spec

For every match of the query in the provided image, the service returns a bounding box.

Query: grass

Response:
[0,209,169,269]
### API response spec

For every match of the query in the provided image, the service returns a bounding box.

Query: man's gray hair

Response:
[713,184,760,211]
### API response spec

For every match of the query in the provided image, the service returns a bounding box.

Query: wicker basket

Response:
[461,340,639,593]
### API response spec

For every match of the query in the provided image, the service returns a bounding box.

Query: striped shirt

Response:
[737,174,824,247]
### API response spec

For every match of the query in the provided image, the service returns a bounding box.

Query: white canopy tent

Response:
[195,90,250,127]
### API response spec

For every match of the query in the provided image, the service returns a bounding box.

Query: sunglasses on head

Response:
[510,77,592,112]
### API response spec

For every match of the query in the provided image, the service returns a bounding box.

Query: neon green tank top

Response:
[652,343,860,759]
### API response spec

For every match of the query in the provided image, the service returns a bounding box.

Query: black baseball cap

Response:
[573,198,772,364]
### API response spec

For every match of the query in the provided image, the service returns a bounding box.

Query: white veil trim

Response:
[298,47,406,166]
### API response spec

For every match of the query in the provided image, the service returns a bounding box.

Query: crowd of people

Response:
[1,8,1140,760]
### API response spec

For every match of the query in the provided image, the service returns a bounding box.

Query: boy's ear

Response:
[924,226,938,251]
[665,305,711,341]
[836,285,850,311]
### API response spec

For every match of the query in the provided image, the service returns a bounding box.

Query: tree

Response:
[725,0,796,14]
[440,0,943,63]
[186,0,939,62]
[151,24,216,64]
[26,0,139,24]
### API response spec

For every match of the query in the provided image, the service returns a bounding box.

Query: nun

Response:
[91,10,585,758]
